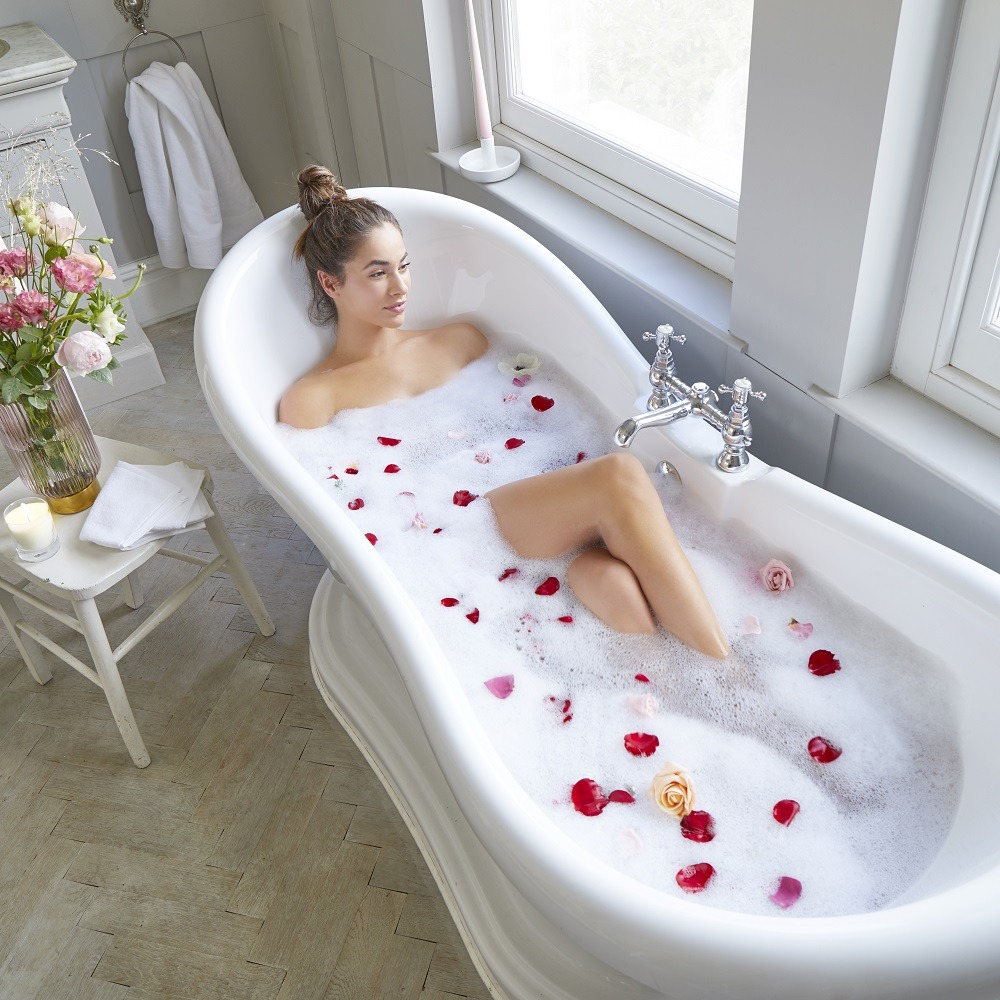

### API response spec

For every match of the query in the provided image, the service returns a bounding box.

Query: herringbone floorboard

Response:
[0,311,491,1000]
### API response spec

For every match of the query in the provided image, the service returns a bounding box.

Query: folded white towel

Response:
[125,61,263,269]
[80,461,211,550]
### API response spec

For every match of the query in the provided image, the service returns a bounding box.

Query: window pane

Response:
[508,0,753,199]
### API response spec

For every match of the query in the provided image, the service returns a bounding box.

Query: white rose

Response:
[55,331,112,374]
[649,761,696,818]
[93,305,125,342]
[39,202,84,247]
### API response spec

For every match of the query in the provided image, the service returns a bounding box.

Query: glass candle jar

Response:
[3,496,60,562]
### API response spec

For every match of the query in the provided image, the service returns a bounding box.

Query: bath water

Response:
[277,346,960,917]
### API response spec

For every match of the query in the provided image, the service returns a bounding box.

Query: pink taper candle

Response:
[466,0,492,141]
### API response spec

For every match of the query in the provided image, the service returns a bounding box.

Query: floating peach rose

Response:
[649,761,695,818]
[759,558,794,593]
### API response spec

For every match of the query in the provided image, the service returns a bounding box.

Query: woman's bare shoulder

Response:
[278,370,339,429]
[423,321,489,361]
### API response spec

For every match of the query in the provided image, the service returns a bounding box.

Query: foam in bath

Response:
[277,345,960,918]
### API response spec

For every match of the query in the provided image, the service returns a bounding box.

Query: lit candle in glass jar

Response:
[4,497,59,561]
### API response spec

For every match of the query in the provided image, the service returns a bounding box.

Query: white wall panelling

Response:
[338,41,389,186]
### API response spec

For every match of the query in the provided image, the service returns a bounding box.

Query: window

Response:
[489,0,753,275]
[893,0,1000,436]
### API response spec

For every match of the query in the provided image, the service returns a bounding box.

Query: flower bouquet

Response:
[0,193,142,511]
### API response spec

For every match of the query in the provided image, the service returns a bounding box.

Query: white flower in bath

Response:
[498,353,541,377]
[92,304,126,342]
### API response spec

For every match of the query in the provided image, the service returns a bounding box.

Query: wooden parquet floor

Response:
[0,311,491,1000]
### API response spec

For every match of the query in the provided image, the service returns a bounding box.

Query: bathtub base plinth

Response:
[309,570,669,1000]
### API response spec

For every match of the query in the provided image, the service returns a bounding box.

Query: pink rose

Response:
[760,558,794,593]
[50,256,98,294]
[0,303,23,332]
[13,290,54,326]
[0,248,33,277]
[70,252,115,281]
[55,331,112,374]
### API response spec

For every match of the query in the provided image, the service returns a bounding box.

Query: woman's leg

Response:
[486,453,729,658]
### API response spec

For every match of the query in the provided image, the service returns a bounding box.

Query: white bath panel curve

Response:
[195,188,1000,1000]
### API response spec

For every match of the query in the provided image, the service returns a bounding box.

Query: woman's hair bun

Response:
[297,165,348,222]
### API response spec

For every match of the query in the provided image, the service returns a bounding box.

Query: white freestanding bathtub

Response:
[195,188,1000,1000]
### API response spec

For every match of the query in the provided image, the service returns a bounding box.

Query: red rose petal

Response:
[531,395,555,411]
[440,597,460,607]
[635,673,650,684]
[364,532,377,545]
[557,615,574,623]
[608,789,635,804]
[466,608,480,624]
[535,577,560,596]
[453,489,479,507]
[773,799,800,826]
[505,438,525,450]
[347,498,364,510]
[484,674,515,699]
[327,473,340,480]
[808,649,841,676]
[675,863,715,893]
[571,778,609,816]
[680,810,716,843]
[623,732,660,757]
[383,464,401,474]
[377,436,401,446]
[808,736,842,763]
[498,567,520,582]
[345,467,359,475]
[576,451,587,463]
[769,876,803,910]
[433,527,443,534]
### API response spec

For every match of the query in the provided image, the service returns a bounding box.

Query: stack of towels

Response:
[80,461,212,550]
[125,61,263,269]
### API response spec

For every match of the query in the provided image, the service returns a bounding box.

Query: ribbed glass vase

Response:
[0,368,101,513]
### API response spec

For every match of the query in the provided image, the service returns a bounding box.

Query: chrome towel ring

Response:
[115,0,188,82]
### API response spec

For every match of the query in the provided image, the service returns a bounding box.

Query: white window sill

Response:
[432,144,741,352]
[812,376,1000,518]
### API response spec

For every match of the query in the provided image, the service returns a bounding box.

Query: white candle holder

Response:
[4,496,60,562]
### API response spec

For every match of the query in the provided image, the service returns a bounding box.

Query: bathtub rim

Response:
[196,187,1000,999]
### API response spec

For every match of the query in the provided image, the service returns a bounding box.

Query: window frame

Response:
[892,0,1000,436]
[481,0,751,279]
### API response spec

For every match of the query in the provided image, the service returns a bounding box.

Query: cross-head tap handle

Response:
[718,377,766,404]
[642,324,686,353]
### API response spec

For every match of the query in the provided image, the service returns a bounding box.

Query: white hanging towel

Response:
[124,61,263,269]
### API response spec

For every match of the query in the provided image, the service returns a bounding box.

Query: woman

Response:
[280,166,729,659]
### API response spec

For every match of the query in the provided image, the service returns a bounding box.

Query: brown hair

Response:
[293,165,402,326]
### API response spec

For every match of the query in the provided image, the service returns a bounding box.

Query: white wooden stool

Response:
[0,436,274,768]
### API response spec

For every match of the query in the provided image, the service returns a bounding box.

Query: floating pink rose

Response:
[760,558,794,593]
[0,247,33,277]
[54,330,111,374]
[484,674,515,699]
[769,876,802,909]
[50,255,98,294]
[0,303,22,332]
[13,290,54,326]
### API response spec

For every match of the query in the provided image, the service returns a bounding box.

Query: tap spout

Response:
[614,398,693,448]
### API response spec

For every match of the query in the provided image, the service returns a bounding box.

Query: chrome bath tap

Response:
[614,325,766,473]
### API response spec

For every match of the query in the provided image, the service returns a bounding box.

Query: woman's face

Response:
[320,222,410,328]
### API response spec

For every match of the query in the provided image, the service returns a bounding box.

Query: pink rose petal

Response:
[616,827,643,857]
[625,694,659,716]
[741,614,761,636]
[447,429,467,439]
[787,618,814,639]
[503,393,520,404]
[475,451,491,464]
[769,876,802,909]
[484,674,515,699]
[512,373,533,387]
